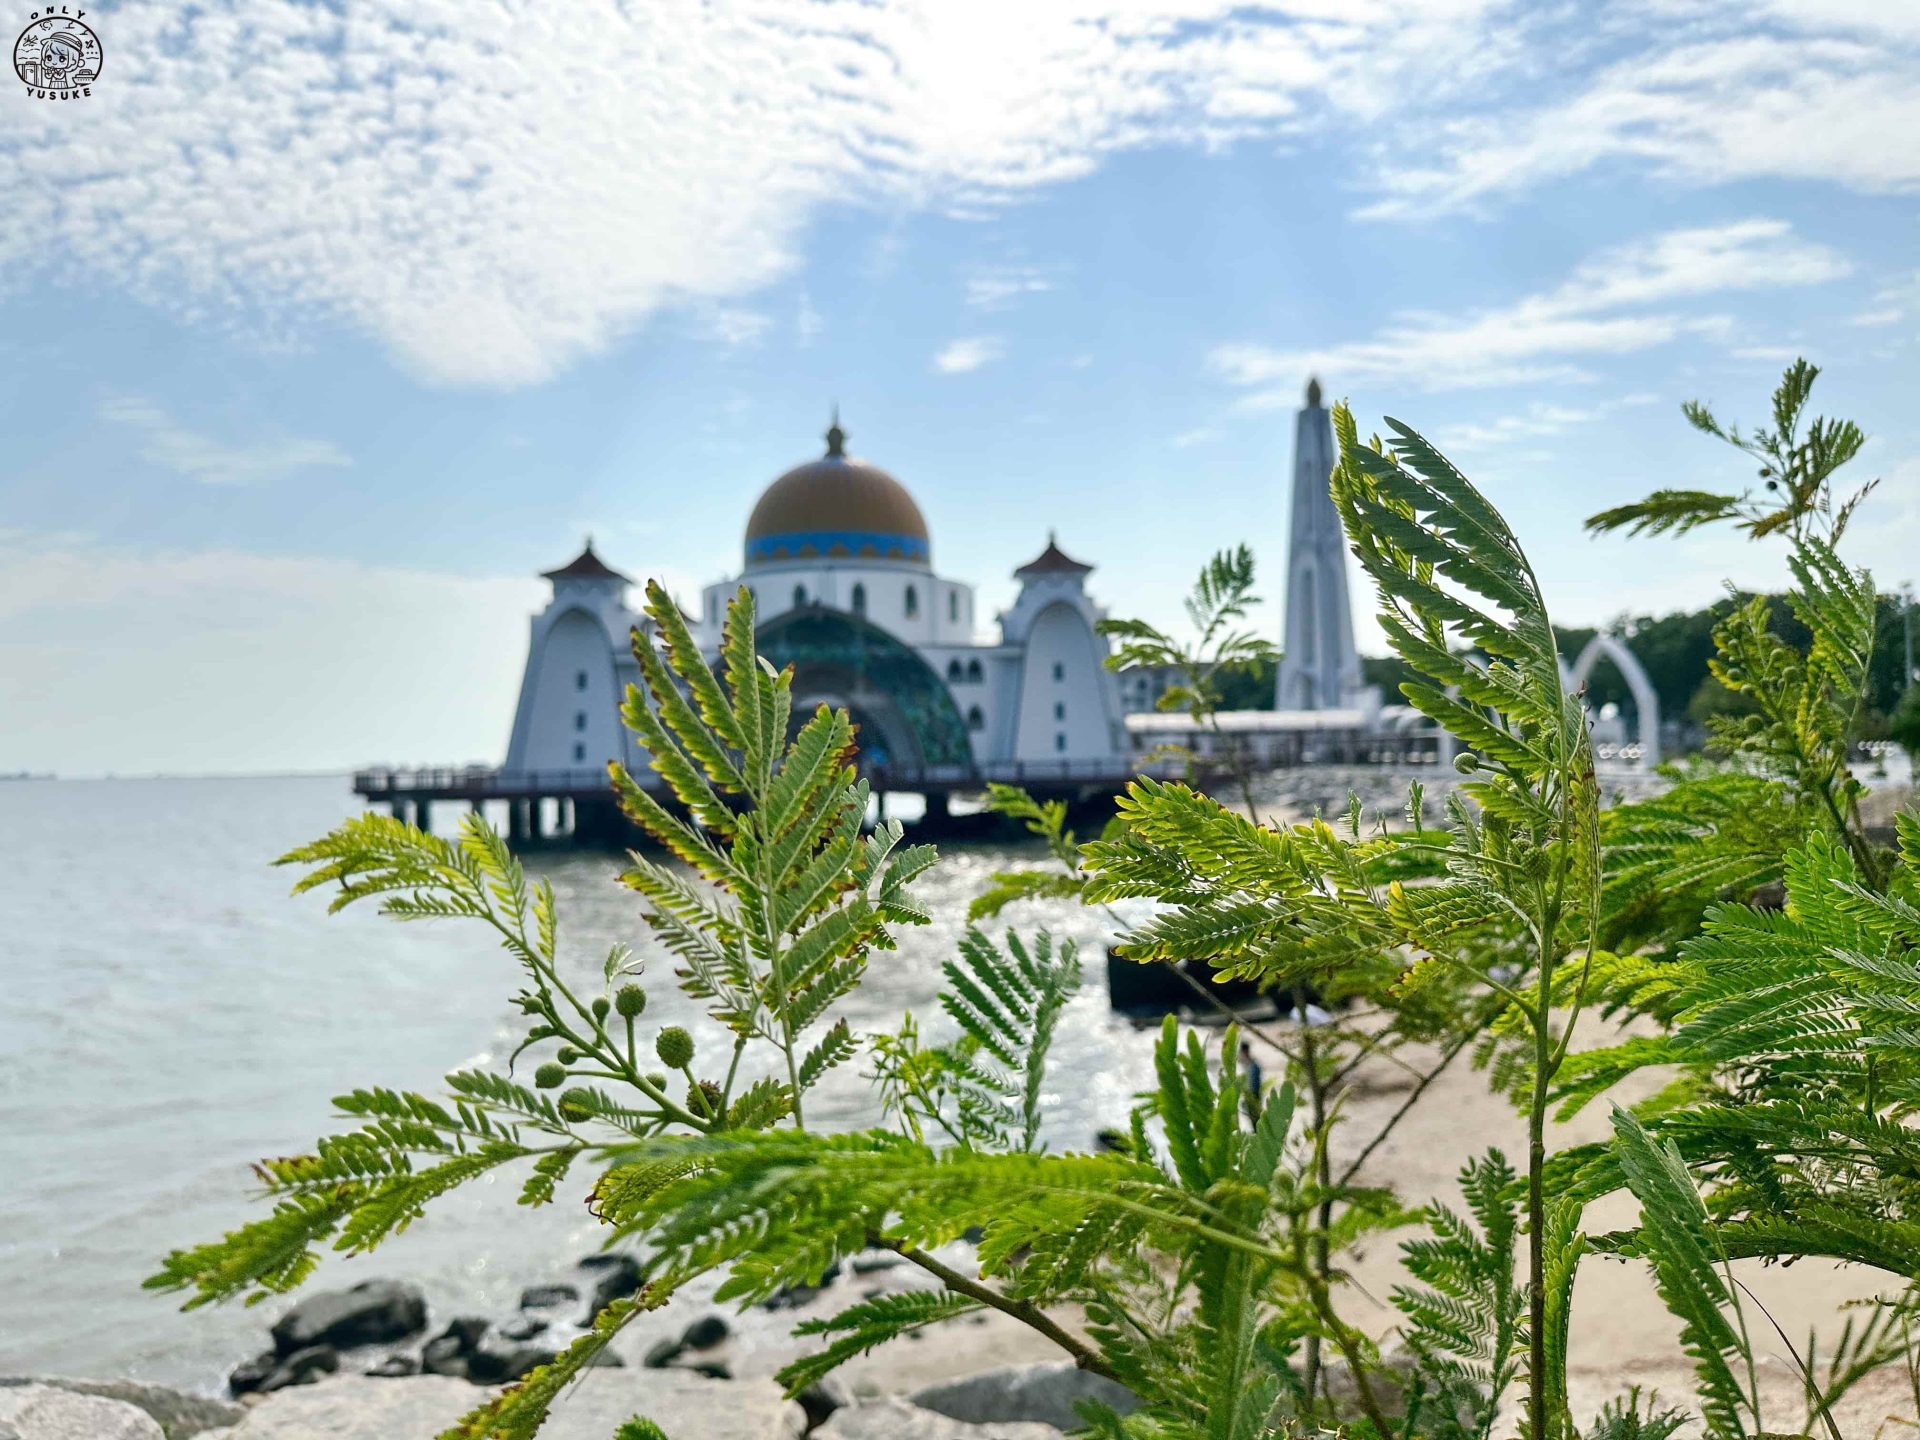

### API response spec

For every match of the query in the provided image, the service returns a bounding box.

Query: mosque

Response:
[501,413,1132,792]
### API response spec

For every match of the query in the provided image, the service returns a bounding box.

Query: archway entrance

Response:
[756,606,974,774]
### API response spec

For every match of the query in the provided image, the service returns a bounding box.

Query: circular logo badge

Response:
[14,12,102,94]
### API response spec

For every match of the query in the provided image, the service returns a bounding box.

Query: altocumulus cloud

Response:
[0,1,1912,387]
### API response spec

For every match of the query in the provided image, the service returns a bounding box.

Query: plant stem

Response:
[879,1238,1123,1382]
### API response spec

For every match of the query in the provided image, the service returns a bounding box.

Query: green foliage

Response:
[1892,683,1920,763]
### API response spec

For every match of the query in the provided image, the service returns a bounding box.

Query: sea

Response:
[0,773,1180,1393]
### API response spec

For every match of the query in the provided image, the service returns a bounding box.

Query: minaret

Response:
[1274,378,1362,710]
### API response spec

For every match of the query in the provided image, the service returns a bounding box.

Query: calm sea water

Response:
[0,774,1164,1392]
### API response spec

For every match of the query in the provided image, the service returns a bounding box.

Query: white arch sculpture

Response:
[1561,633,1660,768]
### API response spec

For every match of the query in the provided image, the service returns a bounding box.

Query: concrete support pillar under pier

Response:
[509,799,530,842]
[415,800,432,833]
[389,798,409,824]
[530,799,546,839]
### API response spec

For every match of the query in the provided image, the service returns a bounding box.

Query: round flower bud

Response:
[534,1061,567,1090]
[615,984,647,1019]
[655,1026,695,1070]
[556,1046,580,1064]
[645,1072,668,1091]
[687,1079,724,1119]
[592,996,611,1022]
[1451,751,1481,776]
[558,1087,595,1123]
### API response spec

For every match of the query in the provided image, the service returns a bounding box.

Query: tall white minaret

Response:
[1274,378,1363,711]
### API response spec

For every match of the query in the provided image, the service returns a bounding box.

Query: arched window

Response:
[1053,701,1065,721]
[573,742,586,763]
[946,658,964,682]
[967,705,985,731]
[1054,732,1067,753]
[966,658,983,683]
[576,670,588,691]
[1052,661,1065,682]
[904,584,919,619]
[948,591,959,622]
[574,711,588,732]
[851,583,866,615]
[792,584,808,608]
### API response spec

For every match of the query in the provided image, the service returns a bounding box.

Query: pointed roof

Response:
[541,537,631,584]
[1014,531,1094,579]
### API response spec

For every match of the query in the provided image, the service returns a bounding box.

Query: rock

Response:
[200,1372,806,1439]
[267,1279,427,1355]
[498,1314,549,1342]
[0,1383,166,1440]
[681,1314,731,1350]
[364,1355,418,1378]
[520,1283,580,1310]
[226,1352,277,1398]
[910,1364,1137,1431]
[420,1335,468,1379]
[797,1377,850,1431]
[821,1398,1062,1440]
[763,1260,842,1312]
[256,1345,338,1394]
[643,1339,684,1369]
[466,1341,559,1385]
[687,1361,733,1380]
[0,1380,242,1440]
[433,1316,491,1353]
[576,1254,642,1320]
[850,1254,901,1275]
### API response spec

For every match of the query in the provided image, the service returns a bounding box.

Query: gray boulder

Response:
[268,1279,427,1354]
[0,1383,165,1440]
[910,1364,1137,1432]
[0,1380,239,1440]
[822,1398,1062,1440]
[203,1372,805,1439]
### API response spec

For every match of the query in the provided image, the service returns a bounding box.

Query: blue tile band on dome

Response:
[746,530,929,563]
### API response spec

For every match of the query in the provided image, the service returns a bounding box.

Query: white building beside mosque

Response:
[504,415,1131,781]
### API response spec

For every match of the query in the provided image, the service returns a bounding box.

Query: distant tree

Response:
[1891,683,1920,765]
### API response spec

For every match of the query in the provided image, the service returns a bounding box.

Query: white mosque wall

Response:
[709,562,976,650]
[1010,602,1125,763]
[504,605,641,776]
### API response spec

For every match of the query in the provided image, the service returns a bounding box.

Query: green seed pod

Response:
[558,1087,595,1123]
[591,996,611,1022]
[534,1061,567,1090]
[1451,751,1481,776]
[615,983,647,1019]
[555,1046,580,1064]
[655,1026,695,1070]
[645,1072,668,1091]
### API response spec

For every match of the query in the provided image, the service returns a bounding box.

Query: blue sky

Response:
[3,0,1918,774]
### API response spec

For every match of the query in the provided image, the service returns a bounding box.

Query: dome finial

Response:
[825,405,846,458]
[1305,376,1323,409]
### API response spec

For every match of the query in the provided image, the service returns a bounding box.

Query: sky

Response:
[3,0,1918,775]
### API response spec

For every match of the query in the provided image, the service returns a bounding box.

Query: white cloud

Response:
[98,395,351,486]
[1363,26,1920,219]
[932,336,1004,374]
[1211,219,1849,395]
[965,264,1055,310]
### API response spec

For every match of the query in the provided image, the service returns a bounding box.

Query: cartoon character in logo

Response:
[24,29,92,87]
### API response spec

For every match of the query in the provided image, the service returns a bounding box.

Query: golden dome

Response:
[744,415,930,568]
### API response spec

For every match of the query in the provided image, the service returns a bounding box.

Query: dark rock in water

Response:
[797,1376,850,1431]
[467,1341,560,1386]
[643,1339,684,1369]
[269,1279,428,1355]
[497,1314,549,1342]
[576,1254,642,1320]
[420,1335,469,1379]
[365,1354,418,1378]
[258,1345,339,1393]
[912,1362,1138,1430]
[518,1283,579,1310]
[680,1314,730,1350]
[2,1377,245,1438]
[228,1351,278,1398]
[433,1316,491,1354]
[687,1360,733,1380]
[849,1253,901,1275]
